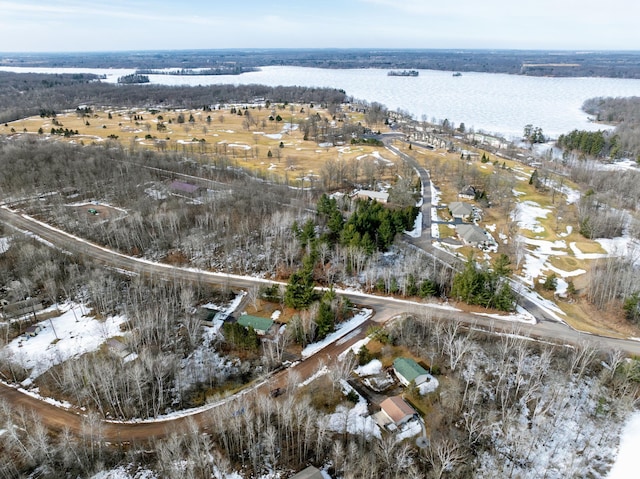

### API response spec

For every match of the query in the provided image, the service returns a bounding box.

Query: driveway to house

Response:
[2,206,640,442]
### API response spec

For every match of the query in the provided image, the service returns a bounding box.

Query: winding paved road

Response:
[2,205,640,442]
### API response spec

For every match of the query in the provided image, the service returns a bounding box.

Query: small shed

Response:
[393,357,430,386]
[24,324,43,337]
[237,315,274,335]
[290,465,325,479]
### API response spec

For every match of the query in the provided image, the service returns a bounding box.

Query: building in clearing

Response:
[458,185,476,200]
[237,314,275,335]
[448,201,474,221]
[290,465,325,479]
[393,357,430,386]
[375,396,417,429]
[455,224,494,248]
[168,180,204,197]
[353,190,389,203]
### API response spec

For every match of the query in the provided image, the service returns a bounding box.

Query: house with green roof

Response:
[237,314,274,336]
[393,357,430,386]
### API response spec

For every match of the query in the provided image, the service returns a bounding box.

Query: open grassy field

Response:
[0,104,396,187]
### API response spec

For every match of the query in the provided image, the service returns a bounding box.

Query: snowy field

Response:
[6,302,127,380]
[608,410,640,478]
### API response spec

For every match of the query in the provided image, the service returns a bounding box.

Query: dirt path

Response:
[3,206,640,442]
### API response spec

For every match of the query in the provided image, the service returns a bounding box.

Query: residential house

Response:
[448,202,474,221]
[375,395,417,429]
[290,465,325,479]
[393,357,430,386]
[456,224,494,248]
[458,185,476,200]
[353,190,389,203]
[169,180,204,197]
[237,314,274,336]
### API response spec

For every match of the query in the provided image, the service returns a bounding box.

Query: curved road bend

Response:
[2,207,640,442]
[384,138,562,324]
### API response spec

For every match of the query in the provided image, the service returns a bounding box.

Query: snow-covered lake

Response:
[3,65,640,138]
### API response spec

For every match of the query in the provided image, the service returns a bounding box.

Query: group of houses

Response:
[373,357,434,431]
[445,186,496,250]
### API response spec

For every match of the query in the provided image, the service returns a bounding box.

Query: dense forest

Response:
[0,71,347,125]
[3,49,640,78]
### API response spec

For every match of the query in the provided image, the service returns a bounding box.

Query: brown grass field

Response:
[1,104,395,186]
[3,107,638,336]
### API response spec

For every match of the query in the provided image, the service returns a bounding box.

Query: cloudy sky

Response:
[1,0,638,52]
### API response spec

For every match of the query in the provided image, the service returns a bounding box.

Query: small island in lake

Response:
[388,69,419,77]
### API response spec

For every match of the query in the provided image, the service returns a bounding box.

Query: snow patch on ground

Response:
[301,309,372,359]
[6,302,127,379]
[91,466,158,479]
[608,410,640,478]
[338,337,371,361]
[0,237,10,253]
[322,379,381,439]
[511,201,552,233]
[404,211,422,238]
[473,305,537,325]
[395,419,423,442]
[355,359,382,377]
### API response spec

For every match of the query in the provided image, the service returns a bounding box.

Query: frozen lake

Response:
[3,65,640,139]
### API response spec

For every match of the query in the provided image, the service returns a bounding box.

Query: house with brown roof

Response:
[374,395,417,430]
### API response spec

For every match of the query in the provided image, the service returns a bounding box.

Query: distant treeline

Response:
[117,73,150,84]
[3,49,640,78]
[136,66,259,76]
[0,71,347,124]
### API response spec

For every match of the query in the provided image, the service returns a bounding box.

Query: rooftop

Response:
[237,314,274,332]
[449,201,474,218]
[393,357,428,383]
[456,223,490,246]
[380,396,416,424]
[290,465,325,479]
[169,180,201,194]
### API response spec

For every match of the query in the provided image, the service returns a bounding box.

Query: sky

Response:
[1,0,639,52]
